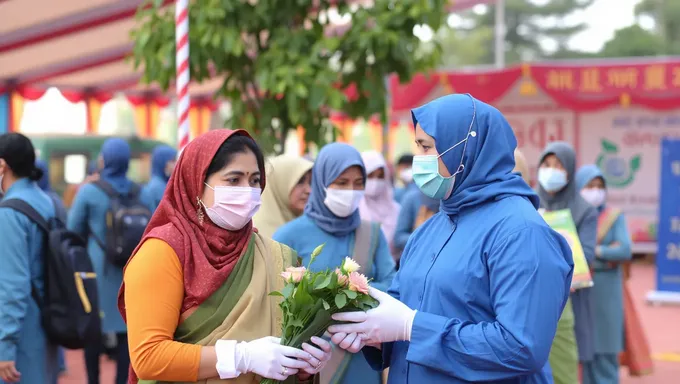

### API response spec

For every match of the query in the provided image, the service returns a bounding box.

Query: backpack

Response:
[91,180,151,268]
[0,198,101,349]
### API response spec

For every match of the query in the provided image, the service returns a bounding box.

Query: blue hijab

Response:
[304,143,366,236]
[35,159,51,192]
[411,94,538,216]
[151,145,177,182]
[100,138,132,193]
[576,164,606,212]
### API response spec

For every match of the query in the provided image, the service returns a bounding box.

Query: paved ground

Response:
[58,263,679,383]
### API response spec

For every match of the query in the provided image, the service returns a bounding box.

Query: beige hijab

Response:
[513,148,530,184]
[253,155,314,238]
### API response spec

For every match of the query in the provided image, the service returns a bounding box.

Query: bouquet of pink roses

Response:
[261,244,378,384]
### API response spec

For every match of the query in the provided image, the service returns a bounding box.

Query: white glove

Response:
[328,287,417,345]
[329,332,367,353]
[215,336,312,380]
[299,336,333,375]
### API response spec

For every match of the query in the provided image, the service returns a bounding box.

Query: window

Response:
[64,154,88,184]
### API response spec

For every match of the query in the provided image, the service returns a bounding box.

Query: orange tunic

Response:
[124,238,202,382]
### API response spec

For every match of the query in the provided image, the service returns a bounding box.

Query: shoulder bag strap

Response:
[597,208,622,245]
[92,179,119,198]
[0,198,49,308]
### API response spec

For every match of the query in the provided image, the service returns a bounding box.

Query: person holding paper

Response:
[536,142,598,383]
[576,165,633,384]
[327,94,574,383]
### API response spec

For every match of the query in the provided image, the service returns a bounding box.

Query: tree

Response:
[599,25,666,58]
[635,0,680,54]
[434,22,494,68]
[454,0,594,65]
[131,0,448,153]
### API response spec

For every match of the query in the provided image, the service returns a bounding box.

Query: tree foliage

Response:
[634,0,680,54]
[131,0,447,153]
[599,25,666,58]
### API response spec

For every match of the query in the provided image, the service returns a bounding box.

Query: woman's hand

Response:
[330,332,366,353]
[234,336,311,381]
[0,361,20,383]
[328,287,417,345]
[298,336,332,375]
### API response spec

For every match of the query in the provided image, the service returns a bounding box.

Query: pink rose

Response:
[281,266,307,283]
[348,272,369,294]
[335,268,349,286]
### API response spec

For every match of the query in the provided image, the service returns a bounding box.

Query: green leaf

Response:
[289,318,305,328]
[335,293,347,309]
[601,139,618,153]
[268,291,284,297]
[322,299,331,310]
[630,155,641,171]
[343,289,358,299]
[281,283,294,299]
[314,274,332,290]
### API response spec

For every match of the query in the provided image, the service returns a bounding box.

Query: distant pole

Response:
[383,76,390,159]
[176,0,190,151]
[494,0,506,69]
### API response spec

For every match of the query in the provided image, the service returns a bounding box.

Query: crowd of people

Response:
[0,93,652,384]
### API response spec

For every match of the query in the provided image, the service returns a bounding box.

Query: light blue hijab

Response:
[304,143,366,236]
[576,164,606,212]
[150,145,177,182]
[100,138,132,193]
[411,93,538,216]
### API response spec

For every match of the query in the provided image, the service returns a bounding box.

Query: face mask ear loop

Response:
[439,96,478,179]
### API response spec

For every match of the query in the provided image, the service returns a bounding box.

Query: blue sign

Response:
[656,138,680,293]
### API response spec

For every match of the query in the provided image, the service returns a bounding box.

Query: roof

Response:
[0,0,495,100]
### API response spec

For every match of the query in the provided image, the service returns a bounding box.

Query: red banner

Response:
[389,59,680,116]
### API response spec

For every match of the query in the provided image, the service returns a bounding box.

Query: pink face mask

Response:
[202,184,262,231]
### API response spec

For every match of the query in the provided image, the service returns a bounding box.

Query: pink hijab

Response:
[359,151,401,249]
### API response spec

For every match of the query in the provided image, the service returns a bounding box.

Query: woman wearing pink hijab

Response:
[359,150,401,253]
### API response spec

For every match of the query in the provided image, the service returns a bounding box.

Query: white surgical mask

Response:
[324,188,364,217]
[538,167,568,192]
[201,184,262,231]
[399,168,413,184]
[364,179,387,197]
[580,188,606,207]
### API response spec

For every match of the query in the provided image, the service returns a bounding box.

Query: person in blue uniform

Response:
[68,138,152,384]
[0,133,58,384]
[392,188,439,267]
[576,164,632,384]
[143,144,177,212]
[327,94,574,384]
[274,142,396,384]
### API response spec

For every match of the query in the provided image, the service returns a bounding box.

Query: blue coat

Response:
[363,196,573,384]
[393,188,422,251]
[143,175,168,212]
[143,145,176,212]
[274,214,396,384]
[0,179,59,384]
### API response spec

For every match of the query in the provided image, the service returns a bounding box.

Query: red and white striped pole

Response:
[175,0,190,151]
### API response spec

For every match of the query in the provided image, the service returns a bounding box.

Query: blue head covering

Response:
[576,164,605,191]
[87,160,98,176]
[411,94,539,216]
[35,159,51,191]
[100,138,132,193]
[304,143,366,236]
[151,145,177,182]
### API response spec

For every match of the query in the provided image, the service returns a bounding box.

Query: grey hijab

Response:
[536,141,592,226]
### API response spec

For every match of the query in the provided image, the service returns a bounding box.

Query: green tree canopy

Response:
[132,0,447,153]
[599,25,666,58]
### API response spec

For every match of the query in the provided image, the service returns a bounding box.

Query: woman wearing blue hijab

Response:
[274,143,396,384]
[68,138,150,384]
[576,165,632,384]
[328,94,574,383]
[143,144,177,211]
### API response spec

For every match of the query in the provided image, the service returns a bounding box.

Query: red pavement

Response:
[58,263,679,383]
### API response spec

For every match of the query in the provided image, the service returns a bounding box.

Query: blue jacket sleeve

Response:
[598,215,632,262]
[0,209,33,361]
[393,194,416,251]
[404,226,572,381]
[67,184,91,237]
[272,223,294,248]
[370,232,396,292]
